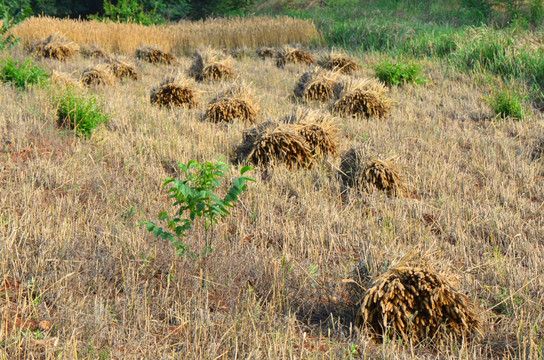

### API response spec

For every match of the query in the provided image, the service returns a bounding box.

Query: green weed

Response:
[373,60,425,86]
[0,57,49,89]
[55,89,109,137]
[487,88,527,120]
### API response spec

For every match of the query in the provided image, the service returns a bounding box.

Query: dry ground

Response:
[0,33,544,359]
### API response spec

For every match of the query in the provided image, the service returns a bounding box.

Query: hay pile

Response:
[188,50,234,81]
[340,149,408,196]
[50,71,83,90]
[256,47,276,59]
[233,122,313,168]
[150,77,197,108]
[294,68,341,102]
[355,259,482,343]
[206,84,259,123]
[276,46,316,68]
[333,78,391,118]
[81,64,114,87]
[136,46,178,65]
[82,46,110,60]
[31,33,79,60]
[108,58,139,80]
[318,52,360,74]
[285,108,338,156]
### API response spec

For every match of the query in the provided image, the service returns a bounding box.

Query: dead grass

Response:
[12,16,319,56]
[1,24,544,359]
[31,32,79,60]
[333,78,392,118]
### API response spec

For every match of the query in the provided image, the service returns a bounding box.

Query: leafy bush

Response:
[486,89,527,120]
[91,0,164,25]
[140,160,255,257]
[0,57,49,89]
[55,90,109,137]
[373,60,425,86]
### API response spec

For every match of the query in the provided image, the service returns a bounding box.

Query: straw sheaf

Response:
[332,78,391,118]
[50,71,83,90]
[318,52,360,74]
[136,46,178,65]
[31,32,80,60]
[206,85,259,124]
[294,68,341,102]
[359,158,408,197]
[356,261,482,343]
[248,126,314,168]
[189,50,234,81]
[81,64,114,87]
[276,46,316,68]
[82,46,110,60]
[256,47,276,59]
[108,58,139,80]
[285,108,338,157]
[150,77,197,108]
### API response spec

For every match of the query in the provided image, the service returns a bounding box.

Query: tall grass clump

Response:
[373,60,425,86]
[55,89,109,137]
[0,57,49,89]
[486,88,528,120]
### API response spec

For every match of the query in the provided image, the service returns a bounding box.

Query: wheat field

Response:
[1,18,544,359]
[11,16,320,56]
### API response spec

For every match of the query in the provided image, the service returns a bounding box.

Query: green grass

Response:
[55,89,109,137]
[486,88,528,120]
[373,60,425,86]
[0,57,49,89]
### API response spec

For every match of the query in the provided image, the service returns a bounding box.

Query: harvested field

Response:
[1,17,544,359]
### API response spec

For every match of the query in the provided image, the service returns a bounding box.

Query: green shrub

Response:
[140,160,255,257]
[487,89,527,120]
[373,60,425,86]
[55,90,109,137]
[0,57,49,89]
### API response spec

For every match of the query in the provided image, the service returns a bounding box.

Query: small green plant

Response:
[373,60,426,86]
[55,89,109,137]
[140,160,255,257]
[487,88,527,120]
[0,57,49,89]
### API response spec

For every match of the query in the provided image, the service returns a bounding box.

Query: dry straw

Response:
[136,46,178,65]
[31,32,79,60]
[81,46,110,60]
[333,78,391,118]
[284,108,338,157]
[294,68,341,102]
[81,64,114,87]
[233,122,313,168]
[256,47,275,59]
[276,46,316,68]
[340,148,408,197]
[150,76,197,108]
[188,49,234,81]
[108,58,139,80]
[50,71,83,90]
[206,83,259,123]
[355,256,482,343]
[318,52,360,74]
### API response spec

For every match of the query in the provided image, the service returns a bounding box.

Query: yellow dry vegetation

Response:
[11,16,320,55]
